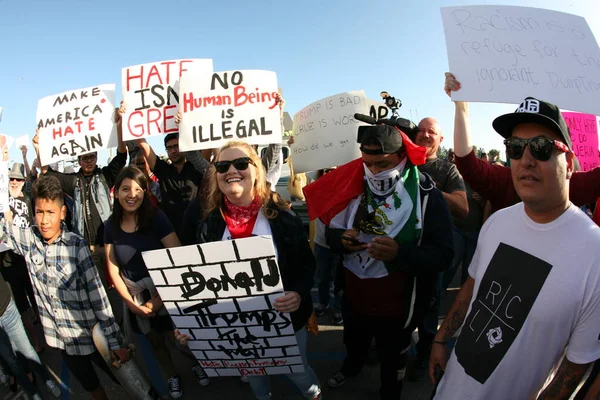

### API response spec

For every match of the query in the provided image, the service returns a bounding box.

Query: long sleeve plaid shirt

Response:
[0,219,122,355]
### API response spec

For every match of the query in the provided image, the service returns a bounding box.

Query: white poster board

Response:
[179,70,282,151]
[290,91,369,173]
[141,236,304,378]
[441,6,600,115]
[36,84,117,166]
[15,134,30,149]
[121,59,214,141]
[0,161,8,213]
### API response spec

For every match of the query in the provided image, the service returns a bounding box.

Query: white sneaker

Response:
[46,379,61,397]
[167,376,183,399]
[192,365,210,386]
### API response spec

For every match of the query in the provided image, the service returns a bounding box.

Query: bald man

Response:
[412,117,469,376]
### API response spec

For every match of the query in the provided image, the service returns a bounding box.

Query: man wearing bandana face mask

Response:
[303,124,454,400]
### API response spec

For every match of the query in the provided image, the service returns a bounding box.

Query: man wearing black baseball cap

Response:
[303,123,454,399]
[430,96,600,400]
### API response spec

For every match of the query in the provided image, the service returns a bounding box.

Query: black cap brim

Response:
[493,112,566,141]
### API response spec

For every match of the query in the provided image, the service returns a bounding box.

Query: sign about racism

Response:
[0,161,8,213]
[563,111,600,171]
[291,91,368,173]
[121,59,214,141]
[141,236,304,378]
[178,70,282,151]
[36,84,117,165]
[441,6,600,115]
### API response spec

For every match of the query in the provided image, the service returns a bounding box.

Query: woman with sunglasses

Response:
[178,141,321,400]
[104,166,210,399]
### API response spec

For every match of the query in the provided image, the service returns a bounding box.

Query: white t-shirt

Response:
[435,203,600,400]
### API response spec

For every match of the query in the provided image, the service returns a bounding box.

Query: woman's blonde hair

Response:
[205,141,290,219]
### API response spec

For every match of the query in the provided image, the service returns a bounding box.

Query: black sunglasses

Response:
[214,157,255,174]
[504,136,569,162]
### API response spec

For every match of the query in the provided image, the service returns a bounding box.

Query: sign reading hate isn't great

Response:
[36,84,117,165]
[141,236,304,378]
[178,70,282,151]
[121,59,214,141]
[441,6,600,116]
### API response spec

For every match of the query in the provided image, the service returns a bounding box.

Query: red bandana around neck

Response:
[222,196,262,239]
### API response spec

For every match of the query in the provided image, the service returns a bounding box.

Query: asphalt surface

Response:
[0,284,461,400]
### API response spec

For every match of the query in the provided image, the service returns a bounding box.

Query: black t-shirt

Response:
[9,193,33,228]
[153,159,204,233]
[104,209,174,281]
[418,158,466,194]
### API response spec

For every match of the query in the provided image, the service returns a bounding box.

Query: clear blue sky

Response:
[0,0,597,166]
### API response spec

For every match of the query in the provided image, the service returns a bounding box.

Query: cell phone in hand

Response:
[341,235,365,246]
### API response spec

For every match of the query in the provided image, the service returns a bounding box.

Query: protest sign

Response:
[15,135,29,149]
[36,84,116,166]
[0,134,14,157]
[0,161,8,213]
[141,236,304,378]
[178,70,282,151]
[291,91,369,173]
[441,6,600,115]
[563,111,600,171]
[121,59,214,141]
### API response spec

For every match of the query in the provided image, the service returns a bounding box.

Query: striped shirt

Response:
[0,219,123,355]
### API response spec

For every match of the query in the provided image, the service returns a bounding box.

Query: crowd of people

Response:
[0,73,598,400]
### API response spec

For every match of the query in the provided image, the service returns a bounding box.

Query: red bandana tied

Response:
[223,196,262,239]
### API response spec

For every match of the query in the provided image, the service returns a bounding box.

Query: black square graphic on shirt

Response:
[455,243,552,384]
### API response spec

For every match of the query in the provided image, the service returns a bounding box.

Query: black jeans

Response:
[341,312,413,400]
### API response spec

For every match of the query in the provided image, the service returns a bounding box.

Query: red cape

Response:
[303,128,426,225]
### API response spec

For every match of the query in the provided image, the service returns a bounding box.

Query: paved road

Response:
[0,288,459,400]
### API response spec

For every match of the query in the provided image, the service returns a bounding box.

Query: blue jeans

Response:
[0,299,45,395]
[0,299,49,380]
[247,328,321,400]
[314,244,341,310]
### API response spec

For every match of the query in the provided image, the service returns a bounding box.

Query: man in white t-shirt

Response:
[429,97,600,400]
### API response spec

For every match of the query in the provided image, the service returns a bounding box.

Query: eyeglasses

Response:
[165,144,179,152]
[504,136,569,162]
[9,178,24,182]
[214,157,255,174]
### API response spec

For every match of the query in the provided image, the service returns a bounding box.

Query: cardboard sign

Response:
[441,6,600,115]
[0,161,8,213]
[178,70,282,151]
[141,236,304,378]
[291,91,369,173]
[563,111,600,171]
[36,84,117,165]
[121,59,214,141]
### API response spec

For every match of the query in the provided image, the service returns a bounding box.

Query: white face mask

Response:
[363,158,406,197]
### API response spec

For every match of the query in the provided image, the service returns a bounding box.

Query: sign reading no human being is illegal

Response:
[441,5,600,116]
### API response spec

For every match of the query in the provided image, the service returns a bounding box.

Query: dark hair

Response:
[32,176,64,206]
[164,133,179,147]
[111,166,156,236]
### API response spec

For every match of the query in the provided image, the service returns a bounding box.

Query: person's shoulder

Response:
[62,230,89,249]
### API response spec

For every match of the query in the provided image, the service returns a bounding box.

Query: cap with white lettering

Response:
[492,97,572,150]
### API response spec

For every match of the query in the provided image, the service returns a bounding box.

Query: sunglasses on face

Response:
[504,136,569,162]
[9,178,24,182]
[214,157,255,174]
